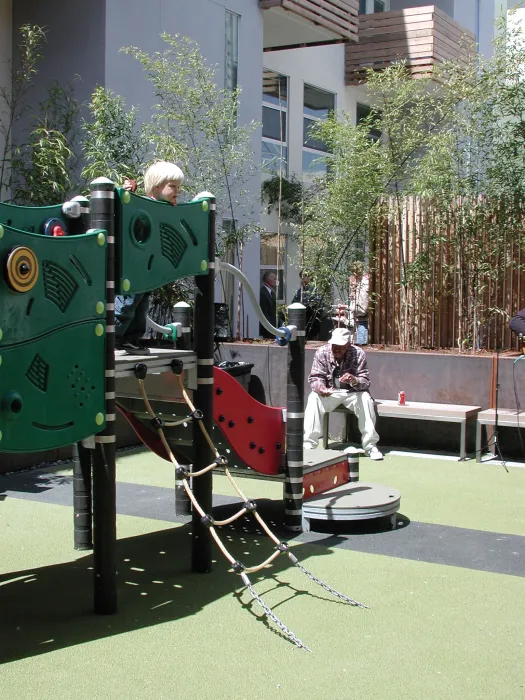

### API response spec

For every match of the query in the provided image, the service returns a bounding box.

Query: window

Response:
[303,84,335,177]
[360,0,386,12]
[260,233,285,303]
[357,103,382,142]
[225,11,239,93]
[262,70,288,175]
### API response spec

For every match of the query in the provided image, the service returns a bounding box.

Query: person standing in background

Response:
[259,270,277,338]
[349,265,369,345]
[292,270,324,340]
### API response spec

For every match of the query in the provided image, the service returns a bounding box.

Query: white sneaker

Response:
[367,446,383,461]
[343,445,363,455]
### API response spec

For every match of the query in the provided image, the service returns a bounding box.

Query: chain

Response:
[289,554,368,609]
[241,573,312,653]
[137,374,368,652]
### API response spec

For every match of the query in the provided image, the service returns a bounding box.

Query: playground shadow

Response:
[213,498,411,538]
[0,468,71,496]
[0,516,340,665]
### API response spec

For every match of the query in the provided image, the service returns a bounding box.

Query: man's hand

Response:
[317,386,333,397]
[341,372,358,388]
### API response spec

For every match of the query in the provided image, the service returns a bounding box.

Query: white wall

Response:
[262,43,370,301]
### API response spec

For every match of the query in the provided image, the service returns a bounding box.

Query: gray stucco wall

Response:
[13,0,106,121]
[104,0,264,338]
[14,0,264,338]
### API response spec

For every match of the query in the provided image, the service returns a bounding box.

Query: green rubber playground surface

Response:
[1,450,524,700]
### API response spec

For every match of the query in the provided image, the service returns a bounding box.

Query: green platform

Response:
[116,189,210,295]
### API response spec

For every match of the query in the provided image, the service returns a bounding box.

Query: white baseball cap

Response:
[328,327,352,345]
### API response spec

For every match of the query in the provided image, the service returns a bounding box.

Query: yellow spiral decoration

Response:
[6,246,39,293]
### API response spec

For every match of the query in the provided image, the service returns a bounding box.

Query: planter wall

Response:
[4,344,525,472]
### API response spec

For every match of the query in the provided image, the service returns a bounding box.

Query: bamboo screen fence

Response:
[368,196,525,351]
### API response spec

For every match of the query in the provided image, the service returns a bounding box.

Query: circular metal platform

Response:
[301,482,401,533]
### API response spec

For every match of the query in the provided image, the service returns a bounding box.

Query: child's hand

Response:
[123,178,137,193]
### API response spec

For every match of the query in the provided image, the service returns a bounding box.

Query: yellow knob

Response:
[97,232,105,246]
[96,301,105,315]
[95,324,104,337]
[95,413,105,426]
[122,279,131,292]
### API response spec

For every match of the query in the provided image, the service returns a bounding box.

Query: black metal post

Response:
[192,198,215,572]
[347,454,359,482]
[172,301,193,516]
[90,177,117,614]
[73,441,93,550]
[285,303,306,531]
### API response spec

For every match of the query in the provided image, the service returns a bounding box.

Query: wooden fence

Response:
[368,195,525,351]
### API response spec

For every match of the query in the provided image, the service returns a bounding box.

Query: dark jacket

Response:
[292,284,323,340]
[509,308,525,337]
[259,285,276,338]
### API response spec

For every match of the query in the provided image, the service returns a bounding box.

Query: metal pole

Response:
[192,198,215,572]
[172,301,192,516]
[73,442,93,550]
[173,301,192,351]
[285,302,306,531]
[90,177,117,614]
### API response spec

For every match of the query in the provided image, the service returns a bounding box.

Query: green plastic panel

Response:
[0,321,106,452]
[116,190,210,295]
[0,201,75,235]
[0,225,107,345]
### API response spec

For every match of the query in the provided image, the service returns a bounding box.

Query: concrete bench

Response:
[475,408,525,462]
[322,399,481,460]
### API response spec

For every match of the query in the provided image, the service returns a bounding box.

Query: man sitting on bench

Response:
[303,327,383,460]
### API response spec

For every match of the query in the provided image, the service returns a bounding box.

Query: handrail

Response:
[219,261,286,339]
[147,317,181,341]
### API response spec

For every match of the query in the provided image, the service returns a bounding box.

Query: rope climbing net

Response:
[134,364,368,652]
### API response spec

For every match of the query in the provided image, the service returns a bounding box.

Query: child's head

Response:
[144,161,185,205]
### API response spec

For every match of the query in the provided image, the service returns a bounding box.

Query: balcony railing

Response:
[260,0,359,50]
[345,5,475,85]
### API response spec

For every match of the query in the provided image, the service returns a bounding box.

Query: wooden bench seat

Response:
[475,408,525,462]
[322,399,481,460]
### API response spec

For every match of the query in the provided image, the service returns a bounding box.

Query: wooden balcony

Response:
[260,0,359,51]
[345,5,475,85]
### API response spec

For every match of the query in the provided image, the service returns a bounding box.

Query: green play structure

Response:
[0,188,211,453]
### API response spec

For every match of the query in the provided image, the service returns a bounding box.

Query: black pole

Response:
[73,441,93,550]
[90,177,117,614]
[173,301,193,516]
[173,301,192,351]
[285,303,306,531]
[192,197,215,572]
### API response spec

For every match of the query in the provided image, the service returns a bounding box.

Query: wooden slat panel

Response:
[260,0,359,40]
[368,196,525,350]
[346,5,474,86]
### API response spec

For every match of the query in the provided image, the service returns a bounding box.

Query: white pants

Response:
[303,390,379,451]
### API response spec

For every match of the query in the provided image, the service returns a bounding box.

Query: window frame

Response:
[260,232,286,304]
[302,83,336,178]
[262,70,289,176]
[356,102,382,142]
[225,10,240,94]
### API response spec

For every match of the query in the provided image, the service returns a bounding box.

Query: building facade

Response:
[1,0,518,335]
